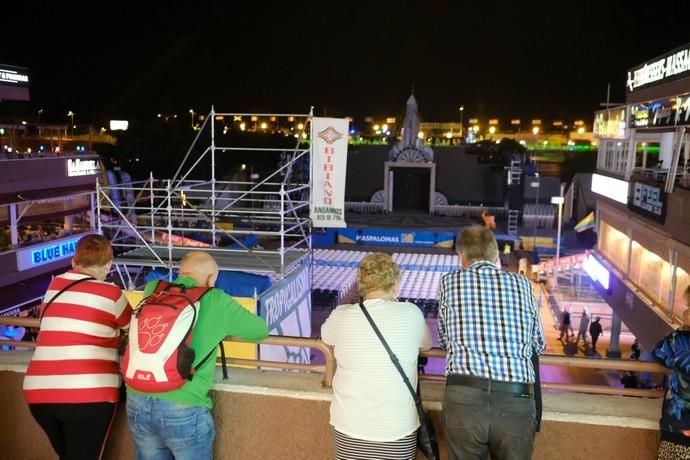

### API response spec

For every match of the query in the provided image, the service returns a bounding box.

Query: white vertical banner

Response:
[311,117,349,228]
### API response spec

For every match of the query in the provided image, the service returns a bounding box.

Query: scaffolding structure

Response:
[97,107,313,289]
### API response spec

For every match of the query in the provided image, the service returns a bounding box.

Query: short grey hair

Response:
[456,226,499,263]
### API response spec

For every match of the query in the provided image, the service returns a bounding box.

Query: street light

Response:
[38,109,44,123]
[530,173,540,251]
[532,126,539,135]
[459,106,464,137]
[67,111,75,134]
[189,109,194,128]
[551,193,565,267]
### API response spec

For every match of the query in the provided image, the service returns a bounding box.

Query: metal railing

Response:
[0,316,667,397]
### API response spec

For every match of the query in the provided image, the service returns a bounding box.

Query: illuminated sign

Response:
[16,234,90,271]
[583,254,610,291]
[591,174,629,205]
[627,44,690,93]
[0,64,30,101]
[594,109,626,139]
[489,119,499,125]
[109,120,129,131]
[511,119,521,125]
[0,66,29,85]
[67,158,99,177]
[532,119,542,125]
[629,182,666,224]
[630,94,690,128]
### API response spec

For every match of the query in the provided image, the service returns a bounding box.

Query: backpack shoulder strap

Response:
[40,276,96,322]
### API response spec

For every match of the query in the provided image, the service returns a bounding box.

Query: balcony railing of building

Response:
[0,316,668,398]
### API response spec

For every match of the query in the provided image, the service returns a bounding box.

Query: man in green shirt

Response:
[126,251,269,460]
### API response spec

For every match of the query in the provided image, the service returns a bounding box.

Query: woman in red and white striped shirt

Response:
[23,234,132,460]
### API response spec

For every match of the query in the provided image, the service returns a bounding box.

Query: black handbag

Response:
[358,301,440,460]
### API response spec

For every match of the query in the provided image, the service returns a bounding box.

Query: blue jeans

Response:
[126,392,215,460]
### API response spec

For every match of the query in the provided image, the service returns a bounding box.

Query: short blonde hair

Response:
[356,253,400,297]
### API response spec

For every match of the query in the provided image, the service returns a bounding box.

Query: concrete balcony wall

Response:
[0,356,662,460]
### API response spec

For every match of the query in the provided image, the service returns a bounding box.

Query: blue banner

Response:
[337,228,455,248]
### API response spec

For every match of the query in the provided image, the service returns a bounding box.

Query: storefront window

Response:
[600,140,629,175]
[599,221,629,271]
[674,255,690,319]
[630,240,642,283]
[629,239,675,313]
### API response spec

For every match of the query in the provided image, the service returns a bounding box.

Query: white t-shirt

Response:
[321,298,431,441]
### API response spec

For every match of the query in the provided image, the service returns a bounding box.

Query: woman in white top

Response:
[322,252,433,460]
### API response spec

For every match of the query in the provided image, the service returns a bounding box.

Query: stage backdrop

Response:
[345,145,505,205]
[257,264,311,364]
[311,117,349,227]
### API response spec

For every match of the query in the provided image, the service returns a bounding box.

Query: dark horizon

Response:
[2,2,689,126]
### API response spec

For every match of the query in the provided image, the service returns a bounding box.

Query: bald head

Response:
[179,251,219,287]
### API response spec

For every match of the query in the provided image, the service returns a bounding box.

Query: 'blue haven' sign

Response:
[17,233,92,271]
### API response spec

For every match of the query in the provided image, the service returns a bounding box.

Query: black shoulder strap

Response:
[358,301,425,411]
[40,276,96,322]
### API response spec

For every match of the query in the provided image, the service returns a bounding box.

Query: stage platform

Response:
[113,247,307,274]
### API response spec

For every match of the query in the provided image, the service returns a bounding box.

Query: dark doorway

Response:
[392,167,430,212]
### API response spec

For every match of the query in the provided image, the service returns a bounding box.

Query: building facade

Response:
[591,43,690,352]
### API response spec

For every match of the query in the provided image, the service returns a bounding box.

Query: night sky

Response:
[2,1,690,126]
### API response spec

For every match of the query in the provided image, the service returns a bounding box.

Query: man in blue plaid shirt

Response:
[439,226,545,460]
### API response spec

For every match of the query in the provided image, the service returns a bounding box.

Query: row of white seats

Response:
[314,249,460,272]
[313,266,444,301]
[398,270,443,299]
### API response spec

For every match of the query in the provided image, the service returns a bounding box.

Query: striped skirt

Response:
[333,428,417,460]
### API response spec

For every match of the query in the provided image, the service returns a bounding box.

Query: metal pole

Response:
[211,106,216,247]
[280,183,285,277]
[556,183,565,267]
[9,204,18,246]
[89,192,96,230]
[167,179,173,282]
[149,172,155,242]
[459,106,464,138]
[96,179,102,235]
[556,202,563,265]
[533,174,539,250]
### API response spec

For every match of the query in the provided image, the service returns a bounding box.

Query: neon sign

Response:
[31,239,78,265]
[627,45,690,93]
[16,234,89,271]
[0,65,29,86]
[67,158,99,177]
[583,254,610,291]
